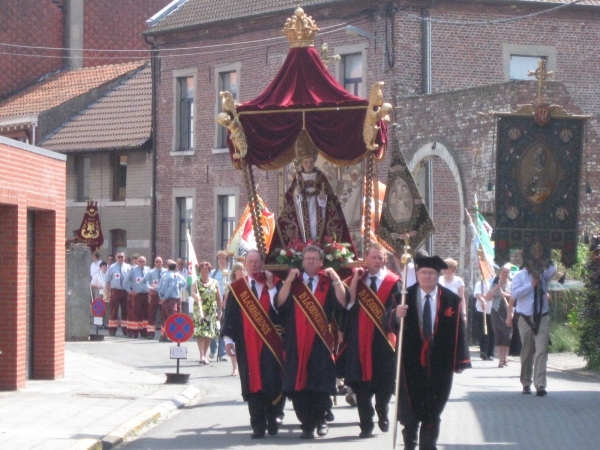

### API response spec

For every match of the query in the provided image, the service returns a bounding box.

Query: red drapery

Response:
[228,46,387,169]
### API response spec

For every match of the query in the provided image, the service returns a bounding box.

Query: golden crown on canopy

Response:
[283,7,319,48]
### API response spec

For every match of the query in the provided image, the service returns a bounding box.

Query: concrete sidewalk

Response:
[0,343,201,450]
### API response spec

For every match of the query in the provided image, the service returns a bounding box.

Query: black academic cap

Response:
[414,255,448,272]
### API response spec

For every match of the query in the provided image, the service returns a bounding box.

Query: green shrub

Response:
[576,236,600,372]
[548,323,579,353]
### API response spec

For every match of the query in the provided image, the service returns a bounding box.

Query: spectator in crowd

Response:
[192,261,223,365]
[157,260,187,343]
[486,263,513,367]
[91,261,109,327]
[90,251,102,280]
[439,258,467,322]
[473,277,495,361]
[221,262,244,376]
[209,250,229,361]
[105,252,130,336]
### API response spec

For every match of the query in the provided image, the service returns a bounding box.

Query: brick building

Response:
[0,0,171,100]
[145,0,600,279]
[0,136,66,391]
[42,64,154,259]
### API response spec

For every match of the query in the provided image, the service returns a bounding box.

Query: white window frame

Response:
[171,68,197,156]
[214,187,239,255]
[171,188,195,258]
[502,44,556,82]
[334,43,368,98]
[213,62,241,154]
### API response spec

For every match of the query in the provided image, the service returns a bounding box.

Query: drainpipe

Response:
[422,1,435,253]
[144,35,158,262]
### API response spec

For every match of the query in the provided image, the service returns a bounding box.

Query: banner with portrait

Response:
[494,114,584,268]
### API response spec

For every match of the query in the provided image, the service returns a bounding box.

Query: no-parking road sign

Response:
[91,298,106,317]
[164,313,194,343]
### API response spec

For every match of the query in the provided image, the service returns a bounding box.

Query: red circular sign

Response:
[164,313,194,343]
[91,298,106,317]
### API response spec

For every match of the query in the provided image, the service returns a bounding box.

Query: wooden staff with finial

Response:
[391,245,411,448]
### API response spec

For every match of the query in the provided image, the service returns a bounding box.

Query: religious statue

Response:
[268,130,356,258]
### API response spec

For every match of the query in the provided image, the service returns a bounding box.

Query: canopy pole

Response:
[363,153,375,257]
[242,161,267,259]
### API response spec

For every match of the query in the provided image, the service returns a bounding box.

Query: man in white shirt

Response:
[90,251,102,280]
[507,260,556,396]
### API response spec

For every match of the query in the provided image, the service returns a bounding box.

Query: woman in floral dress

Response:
[191,262,222,365]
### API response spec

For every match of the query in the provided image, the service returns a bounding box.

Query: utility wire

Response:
[0,22,346,54]
[0,25,350,60]
[396,0,585,26]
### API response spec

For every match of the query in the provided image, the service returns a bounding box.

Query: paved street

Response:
[66,337,600,450]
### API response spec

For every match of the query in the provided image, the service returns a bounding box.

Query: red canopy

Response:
[228,46,387,169]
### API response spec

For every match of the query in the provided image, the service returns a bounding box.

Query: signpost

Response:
[164,313,194,384]
[90,298,106,341]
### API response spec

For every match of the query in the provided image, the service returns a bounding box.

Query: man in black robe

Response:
[384,255,471,450]
[276,244,347,439]
[346,243,402,438]
[221,249,284,439]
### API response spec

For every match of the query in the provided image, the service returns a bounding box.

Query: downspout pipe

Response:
[144,35,158,262]
[421,1,435,253]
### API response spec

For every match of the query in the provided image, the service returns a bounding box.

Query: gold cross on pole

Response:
[528,59,554,105]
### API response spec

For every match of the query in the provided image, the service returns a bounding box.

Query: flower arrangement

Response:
[275,237,310,269]
[322,236,355,271]
[275,236,354,270]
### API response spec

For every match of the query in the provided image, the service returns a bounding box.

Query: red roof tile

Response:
[40,66,151,153]
[0,61,146,119]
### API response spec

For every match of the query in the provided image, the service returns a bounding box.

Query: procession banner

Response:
[378,129,435,254]
[77,200,104,251]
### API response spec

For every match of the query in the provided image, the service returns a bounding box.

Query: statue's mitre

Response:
[283,7,319,48]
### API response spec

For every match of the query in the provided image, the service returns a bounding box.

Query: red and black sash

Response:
[291,274,335,390]
[352,272,399,382]
[230,276,284,393]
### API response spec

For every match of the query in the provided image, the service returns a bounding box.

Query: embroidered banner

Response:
[494,114,584,268]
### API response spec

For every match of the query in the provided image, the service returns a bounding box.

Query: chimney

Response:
[63,0,84,68]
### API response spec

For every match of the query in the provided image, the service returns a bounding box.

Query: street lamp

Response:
[345,25,378,41]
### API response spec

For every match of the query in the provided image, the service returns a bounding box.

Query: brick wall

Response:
[431,157,462,262]
[430,2,600,124]
[0,0,63,100]
[83,0,172,67]
[0,140,66,390]
[0,1,171,100]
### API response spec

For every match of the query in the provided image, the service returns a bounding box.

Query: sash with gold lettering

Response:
[354,273,400,381]
[291,275,335,390]
[230,277,284,393]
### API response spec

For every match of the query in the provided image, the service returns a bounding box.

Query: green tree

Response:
[577,235,600,371]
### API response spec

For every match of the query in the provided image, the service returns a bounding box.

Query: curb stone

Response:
[71,385,203,450]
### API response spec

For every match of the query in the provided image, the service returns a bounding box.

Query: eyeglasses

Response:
[303,257,320,262]
[117,256,124,259]
[155,260,162,263]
